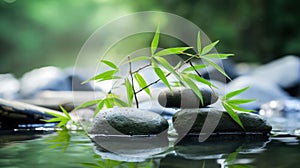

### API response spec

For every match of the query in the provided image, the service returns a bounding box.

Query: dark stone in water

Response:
[89,107,169,135]
[91,135,168,162]
[0,98,60,129]
[172,108,272,135]
[174,134,269,160]
[158,87,218,108]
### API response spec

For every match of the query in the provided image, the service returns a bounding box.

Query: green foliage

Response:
[42,106,73,128]
[46,26,255,129]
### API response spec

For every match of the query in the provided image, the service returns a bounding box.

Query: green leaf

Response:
[127,56,151,63]
[104,98,113,108]
[187,73,217,88]
[223,102,244,129]
[226,103,255,113]
[74,99,100,111]
[151,25,160,55]
[182,64,207,73]
[223,86,250,100]
[154,57,181,79]
[202,53,234,59]
[94,100,105,117]
[96,75,121,83]
[226,99,256,105]
[42,118,63,123]
[197,31,201,54]
[100,60,118,69]
[112,97,128,107]
[171,81,182,87]
[45,111,68,119]
[60,106,71,119]
[82,70,118,84]
[152,60,172,91]
[154,47,192,57]
[201,40,219,55]
[203,58,231,79]
[124,78,134,106]
[134,73,151,96]
[182,74,204,105]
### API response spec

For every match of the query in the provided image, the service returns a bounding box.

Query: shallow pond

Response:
[0,129,299,168]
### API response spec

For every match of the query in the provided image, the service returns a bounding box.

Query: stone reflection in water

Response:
[91,135,169,162]
[160,135,269,168]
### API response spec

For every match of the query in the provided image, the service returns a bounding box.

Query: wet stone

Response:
[158,87,218,108]
[172,108,272,135]
[88,107,169,135]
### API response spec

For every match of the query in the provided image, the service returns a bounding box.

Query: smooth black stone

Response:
[172,108,272,135]
[89,107,169,135]
[158,87,218,108]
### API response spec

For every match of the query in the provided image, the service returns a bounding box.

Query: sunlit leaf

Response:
[127,56,151,63]
[226,99,256,105]
[74,99,100,111]
[97,75,121,83]
[152,60,172,91]
[203,53,234,59]
[226,103,255,113]
[100,60,118,69]
[112,97,129,107]
[201,40,219,55]
[125,78,134,106]
[105,98,114,108]
[182,64,207,73]
[223,102,244,129]
[134,73,151,96]
[197,31,202,54]
[151,25,160,55]
[154,57,181,79]
[202,58,231,79]
[82,70,118,84]
[187,73,217,88]
[94,100,105,117]
[154,47,192,57]
[60,106,71,119]
[223,86,250,100]
[182,74,204,105]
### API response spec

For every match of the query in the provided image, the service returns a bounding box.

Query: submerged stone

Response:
[89,107,169,135]
[158,87,218,108]
[172,108,272,135]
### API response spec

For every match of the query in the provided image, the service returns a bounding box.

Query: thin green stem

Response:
[128,56,139,108]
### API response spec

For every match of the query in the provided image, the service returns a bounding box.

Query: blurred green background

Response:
[1,0,299,77]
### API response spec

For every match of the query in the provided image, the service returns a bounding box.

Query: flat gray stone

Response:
[89,107,169,135]
[173,108,272,135]
[158,87,218,108]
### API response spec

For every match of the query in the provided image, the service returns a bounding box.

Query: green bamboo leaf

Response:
[182,64,207,73]
[45,111,68,119]
[154,57,181,79]
[226,99,256,105]
[152,60,172,91]
[201,40,219,55]
[203,58,231,80]
[223,86,250,100]
[182,74,204,105]
[223,102,244,130]
[42,118,63,123]
[124,78,134,106]
[112,97,129,107]
[126,56,151,63]
[226,103,255,113]
[104,98,113,108]
[202,53,234,59]
[187,73,217,88]
[94,100,105,117]
[154,47,192,57]
[97,75,121,82]
[60,106,71,119]
[82,70,118,84]
[57,120,69,128]
[74,99,100,111]
[134,73,151,96]
[100,60,118,69]
[151,25,160,55]
[197,31,201,54]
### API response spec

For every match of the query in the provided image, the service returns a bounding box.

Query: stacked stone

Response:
[158,87,272,135]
